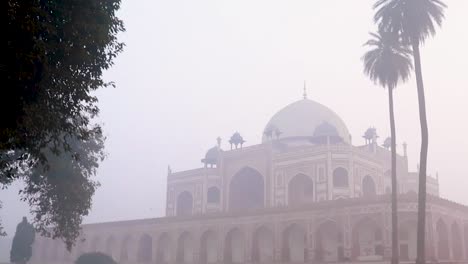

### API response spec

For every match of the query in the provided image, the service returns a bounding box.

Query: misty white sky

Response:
[1,0,467,241]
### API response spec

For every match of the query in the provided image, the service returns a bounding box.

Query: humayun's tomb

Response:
[31,96,468,264]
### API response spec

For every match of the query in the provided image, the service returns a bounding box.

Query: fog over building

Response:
[31,96,467,264]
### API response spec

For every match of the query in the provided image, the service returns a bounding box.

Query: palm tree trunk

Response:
[388,87,399,264]
[413,39,429,264]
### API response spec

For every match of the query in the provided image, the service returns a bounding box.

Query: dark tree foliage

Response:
[10,217,36,264]
[76,252,116,264]
[25,132,105,249]
[1,0,124,249]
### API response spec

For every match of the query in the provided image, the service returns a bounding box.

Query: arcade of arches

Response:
[34,213,468,264]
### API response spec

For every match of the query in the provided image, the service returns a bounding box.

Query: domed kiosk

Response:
[262,98,350,144]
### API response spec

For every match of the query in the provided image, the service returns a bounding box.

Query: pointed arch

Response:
[176,191,193,216]
[252,226,274,263]
[399,220,417,261]
[436,219,449,260]
[351,217,383,260]
[120,235,131,262]
[200,230,218,264]
[362,175,376,197]
[156,233,171,264]
[229,167,264,211]
[90,236,101,252]
[315,220,344,262]
[452,222,463,260]
[105,236,117,260]
[138,234,153,263]
[288,174,314,206]
[282,224,307,262]
[176,232,194,263]
[224,228,245,263]
[333,167,349,187]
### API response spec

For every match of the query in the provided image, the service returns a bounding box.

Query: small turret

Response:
[229,132,245,149]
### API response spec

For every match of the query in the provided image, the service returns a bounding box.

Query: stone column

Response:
[344,214,352,260]
[307,222,315,262]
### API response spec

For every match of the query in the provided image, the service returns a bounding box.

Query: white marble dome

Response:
[262,98,351,144]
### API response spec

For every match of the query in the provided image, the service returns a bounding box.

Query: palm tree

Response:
[373,1,446,263]
[363,28,412,264]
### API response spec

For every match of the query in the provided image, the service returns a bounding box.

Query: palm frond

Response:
[362,29,413,90]
[374,0,446,44]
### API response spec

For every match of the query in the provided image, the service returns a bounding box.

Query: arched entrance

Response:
[200,231,218,264]
[176,191,193,216]
[452,222,463,260]
[229,167,264,211]
[252,226,274,263]
[156,233,170,264]
[315,221,344,262]
[176,232,194,264]
[352,217,383,260]
[288,174,314,206]
[436,219,449,260]
[138,234,153,263]
[119,235,131,262]
[105,236,116,260]
[282,224,307,263]
[362,176,376,197]
[399,221,417,261]
[224,228,245,263]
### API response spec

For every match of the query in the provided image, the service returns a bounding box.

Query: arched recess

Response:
[229,167,264,211]
[333,167,349,187]
[200,230,218,264]
[138,234,153,263]
[90,236,101,252]
[315,221,344,262]
[252,226,274,263]
[351,217,383,260]
[156,233,171,264]
[282,224,307,263]
[207,186,220,203]
[176,191,193,216]
[362,175,376,197]
[120,235,131,262]
[224,228,245,263]
[436,219,449,260]
[452,222,463,260]
[288,174,314,206]
[176,232,194,264]
[105,236,117,260]
[399,220,417,261]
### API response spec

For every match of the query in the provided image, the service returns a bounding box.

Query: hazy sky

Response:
[1,0,467,242]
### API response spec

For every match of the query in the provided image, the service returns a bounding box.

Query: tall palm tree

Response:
[373,1,446,263]
[363,28,413,264]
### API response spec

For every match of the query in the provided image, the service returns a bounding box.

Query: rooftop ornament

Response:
[263,125,282,141]
[229,132,245,150]
[201,138,223,168]
[383,137,391,150]
[363,127,378,145]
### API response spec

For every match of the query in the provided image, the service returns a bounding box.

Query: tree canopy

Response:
[2,0,124,249]
[10,217,36,264]
[76,252,116,264]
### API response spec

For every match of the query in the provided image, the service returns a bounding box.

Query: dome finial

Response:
[303,80,307,99]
